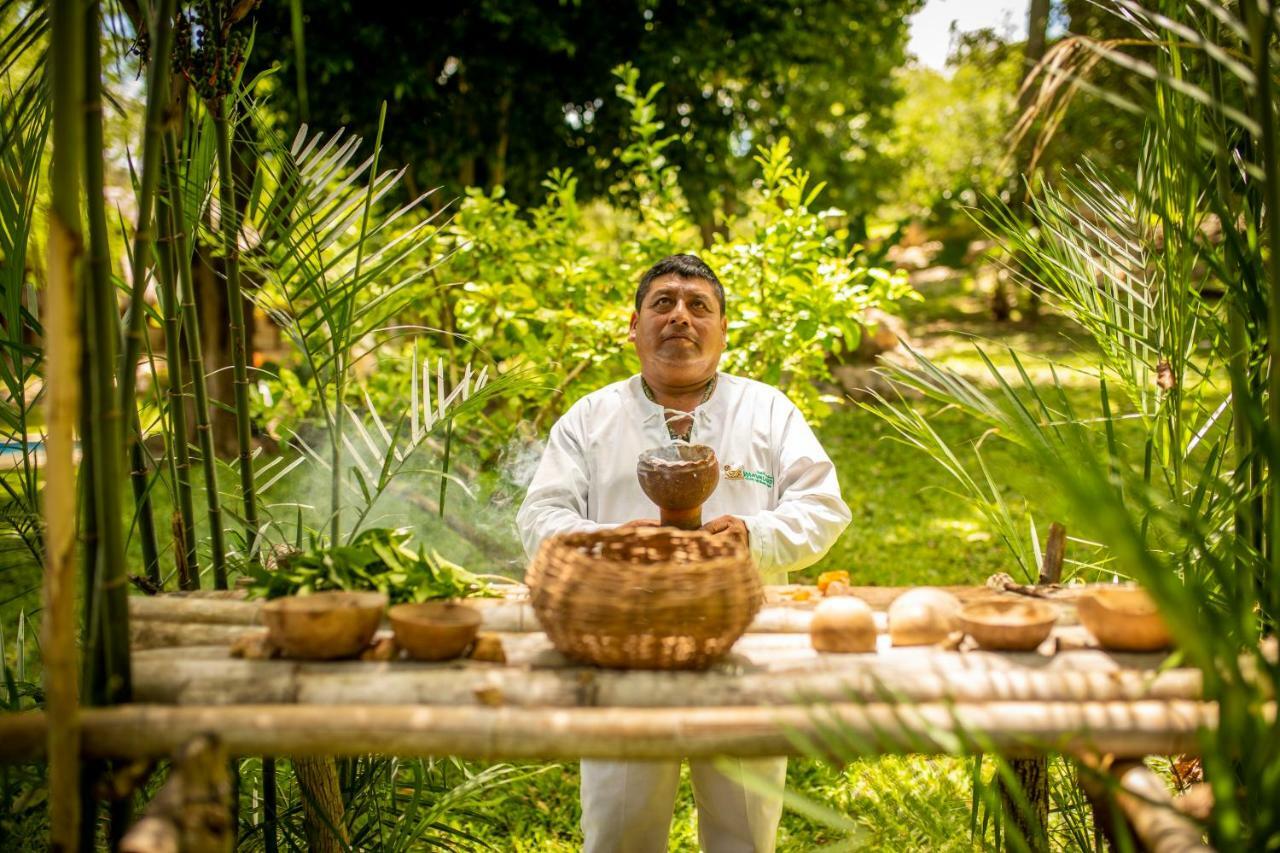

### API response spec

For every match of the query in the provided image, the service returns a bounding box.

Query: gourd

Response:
[888,587,961,646]
[810,596,877,653]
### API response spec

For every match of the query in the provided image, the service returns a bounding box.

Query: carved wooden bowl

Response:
[1077,586,1172,652]
[260,591,386,660]
[636,444,720,530]
[957,599,1057,651]
[389,602,482,661]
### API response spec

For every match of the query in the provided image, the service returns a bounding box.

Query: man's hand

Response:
[702,514,749,547]
[619,518,661,529]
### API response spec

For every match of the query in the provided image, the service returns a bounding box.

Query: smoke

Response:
[498,433,546,491]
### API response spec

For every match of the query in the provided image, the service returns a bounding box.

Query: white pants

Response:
[581,758,788,853]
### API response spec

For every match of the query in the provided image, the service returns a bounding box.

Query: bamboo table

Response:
[1,585,1250,763]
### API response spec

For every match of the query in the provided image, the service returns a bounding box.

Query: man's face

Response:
[628,274,727,386]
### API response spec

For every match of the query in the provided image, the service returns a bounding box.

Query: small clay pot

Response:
[810,596,877,653]
[1077,587,1172,652]
[636,444,720,530]
[260,591,386,660]
[957,600,1057,651]
[888,587,961,647]
[389,601,482,661]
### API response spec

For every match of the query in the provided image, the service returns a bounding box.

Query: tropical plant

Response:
[861,0,1280,847]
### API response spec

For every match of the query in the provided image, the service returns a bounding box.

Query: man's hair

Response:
[635,254,726,314]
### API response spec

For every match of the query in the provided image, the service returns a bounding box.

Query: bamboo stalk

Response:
[213,94,261,566]
[0,701,1235,763]
[1247,0,1280,620]
[128,413,163,586]
[116,0,175,498]
[154,176,201,590]
[83,0,132,700]
[43,0,85,844]
[164,130,227,588]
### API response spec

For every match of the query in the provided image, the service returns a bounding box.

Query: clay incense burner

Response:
[636,444,720,530]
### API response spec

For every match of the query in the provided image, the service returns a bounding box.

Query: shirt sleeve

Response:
[515,405,607,558]
[739,401,851,578]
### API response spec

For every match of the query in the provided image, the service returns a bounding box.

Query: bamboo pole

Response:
[128,414,163,587]
[122,596,824,633]
[115,0,175,590]
[1079,757,1213,853]
[154,176,201,589]
[164,129,227,588]
[213,94,261,566]
[0,700,1235,763]
[43,0,85,845]
[118,735,234,853]
[127,645,1206,707]
[116,0,175,433]
[83,0,128,707]
[84,7,139,844]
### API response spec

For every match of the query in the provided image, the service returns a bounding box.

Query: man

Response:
[517,253,851,853]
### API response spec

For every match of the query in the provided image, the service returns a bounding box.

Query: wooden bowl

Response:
[1077,586,1172,652]
[389,602,482,661]
[260,591,386,660]
[889,587,961,646]
[957,600,1057,651]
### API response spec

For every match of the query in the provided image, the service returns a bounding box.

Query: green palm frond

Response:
[234,116,447,384]
[0,18,49,569]
[252,351,532,544]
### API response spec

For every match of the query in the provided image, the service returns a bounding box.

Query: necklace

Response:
[641,374,717,442]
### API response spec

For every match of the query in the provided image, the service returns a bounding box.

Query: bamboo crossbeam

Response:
[129,581,1070,622]
[129,643,1200,707]
[128,589,1081,636]
[0,700,1237,763]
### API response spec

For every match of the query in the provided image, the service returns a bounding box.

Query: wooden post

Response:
[1003,522,1068,851]
[119,735,234,853]
[1038,523,1067,585]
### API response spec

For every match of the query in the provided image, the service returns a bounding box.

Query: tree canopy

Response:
[247,0,923,226]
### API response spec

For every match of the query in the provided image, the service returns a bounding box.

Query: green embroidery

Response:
[723,464,774,488]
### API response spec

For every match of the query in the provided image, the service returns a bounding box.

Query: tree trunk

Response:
[1001,758,1049,852]
[1013,0,1052,320]
[292,758,348,853]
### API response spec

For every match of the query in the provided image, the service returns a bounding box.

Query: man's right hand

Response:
[618,518,661,529]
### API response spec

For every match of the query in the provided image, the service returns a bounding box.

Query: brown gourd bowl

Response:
[260,591,386,660]
[1077,586,1172,652]
[957,600,1057,651]
[389,601,482,661]
[636,445,720,513]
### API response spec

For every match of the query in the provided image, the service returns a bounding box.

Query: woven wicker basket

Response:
[525,527,763,670]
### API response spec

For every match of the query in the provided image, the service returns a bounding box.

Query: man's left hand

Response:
[702,514,749,547]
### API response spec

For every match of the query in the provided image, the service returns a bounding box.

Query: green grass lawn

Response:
[2,274,1114,850]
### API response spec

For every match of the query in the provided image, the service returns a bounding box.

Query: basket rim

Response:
[541,525,747,554]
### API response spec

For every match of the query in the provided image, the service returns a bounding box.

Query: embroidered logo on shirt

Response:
[723,464,774,488]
